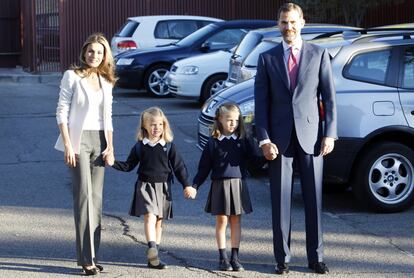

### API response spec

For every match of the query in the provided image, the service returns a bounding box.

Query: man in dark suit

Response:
[254,2,337,275]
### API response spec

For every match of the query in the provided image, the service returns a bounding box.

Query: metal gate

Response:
[0,0,20,67]
[35,0,60,72]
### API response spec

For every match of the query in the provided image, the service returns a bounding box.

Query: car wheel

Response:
[353,142,414,212]
[199,74,227,103]
[144,64,170,97]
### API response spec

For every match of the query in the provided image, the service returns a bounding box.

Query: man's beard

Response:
[283,30,296,43]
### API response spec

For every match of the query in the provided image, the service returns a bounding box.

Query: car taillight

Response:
[117,40,138,50]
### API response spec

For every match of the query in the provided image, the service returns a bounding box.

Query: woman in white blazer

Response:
[55,33,116,276]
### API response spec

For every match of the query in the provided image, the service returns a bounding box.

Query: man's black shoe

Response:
[218,259,233,271]
[308,262,329,274]
[230,259,244,271]
[275,263,289,274]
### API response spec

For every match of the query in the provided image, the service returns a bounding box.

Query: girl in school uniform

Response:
[192,103,261,272]
[108,106,196,269]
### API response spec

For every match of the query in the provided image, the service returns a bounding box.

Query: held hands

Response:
[105,153,115,166]
[183,186,197,199]
[320,137,335,156]
[261,142,278,161]
[102,147,115,166]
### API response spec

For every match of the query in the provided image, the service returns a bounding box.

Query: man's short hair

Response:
[277,2,304,20]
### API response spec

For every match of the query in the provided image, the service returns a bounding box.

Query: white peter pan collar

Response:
[218,134,238,141]
[142,138,166,147]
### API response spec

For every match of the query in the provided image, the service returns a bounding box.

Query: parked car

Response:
[198,31,414,212]
[230,27,414,87]
[111,15,222,56]
[167,47,234,103]
[168,24,360,103]
[226,24,361,87]
[115,20,276,96]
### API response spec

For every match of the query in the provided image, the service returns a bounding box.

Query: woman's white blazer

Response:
[55,70,113,154]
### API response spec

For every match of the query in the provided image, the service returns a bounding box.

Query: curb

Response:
[0,74,62,85]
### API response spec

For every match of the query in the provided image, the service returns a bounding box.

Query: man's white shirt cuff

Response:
[259,139,271,147]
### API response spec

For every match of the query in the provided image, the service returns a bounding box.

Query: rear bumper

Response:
[115,67,145,89]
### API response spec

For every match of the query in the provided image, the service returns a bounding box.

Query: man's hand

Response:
[320,137,335,156]
[261,142,278,160]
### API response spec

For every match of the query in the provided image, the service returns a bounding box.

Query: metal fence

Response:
[18,0,414,73]
[35,0,60,72]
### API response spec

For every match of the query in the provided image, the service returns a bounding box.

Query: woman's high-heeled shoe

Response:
[82,266,98,276]
[95,264,103,272]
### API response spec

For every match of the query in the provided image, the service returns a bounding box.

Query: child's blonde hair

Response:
[136,107,173,142]
[212,103,245,139]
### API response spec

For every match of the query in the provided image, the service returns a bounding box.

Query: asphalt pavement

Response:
[0,71,413,277]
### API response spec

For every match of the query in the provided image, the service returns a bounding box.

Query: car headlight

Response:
[239,99,255,124]
[116,58,134,66]
[180,66,199,75]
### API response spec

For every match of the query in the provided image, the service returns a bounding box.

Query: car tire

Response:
[144,64,171,97]
[199,73,227,103]
[353,142,414,212]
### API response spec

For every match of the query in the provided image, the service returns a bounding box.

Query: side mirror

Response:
[200,42,211,52]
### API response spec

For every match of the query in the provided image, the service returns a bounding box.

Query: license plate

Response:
[199,123,211,137]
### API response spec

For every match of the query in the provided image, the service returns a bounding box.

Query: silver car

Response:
[198,31,414,212]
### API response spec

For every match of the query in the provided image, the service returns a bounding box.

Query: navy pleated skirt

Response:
[129,180,173,219]
[205,178,252,216]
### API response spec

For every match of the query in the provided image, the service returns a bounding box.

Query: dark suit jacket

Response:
[254,41,337,155]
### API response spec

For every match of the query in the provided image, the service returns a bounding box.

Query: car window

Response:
[154,21,170,39]
[116,20,139,37]
[402,47,414,89]
[176,24,215,46]
[344,49,391,85]
[243,41,279,67]
[154,20,199,39]
[233,32,263,59]
[205,29,246,46]
[200,21,215,28]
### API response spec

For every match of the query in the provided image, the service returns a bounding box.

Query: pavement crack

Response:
[324,212,414,259]
[389,238,414,258]
[104,213,143,245]
[104,213,227,276]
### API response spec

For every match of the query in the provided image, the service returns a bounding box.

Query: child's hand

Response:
[184,186,197,199]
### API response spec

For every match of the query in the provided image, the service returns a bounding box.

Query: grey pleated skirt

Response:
[129,180,173,219]
[205,178,252,216]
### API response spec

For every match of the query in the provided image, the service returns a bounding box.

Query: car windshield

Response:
[243,40,280,67]
[233,32,263,59]
[176,24,216,46]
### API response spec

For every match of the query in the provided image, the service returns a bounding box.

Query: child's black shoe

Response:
[146,247,159,266]
[147,260,168,269]
[230,259,244,271]
[219,259,233,271]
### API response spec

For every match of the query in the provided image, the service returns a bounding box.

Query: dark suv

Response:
[198,31,414,212]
